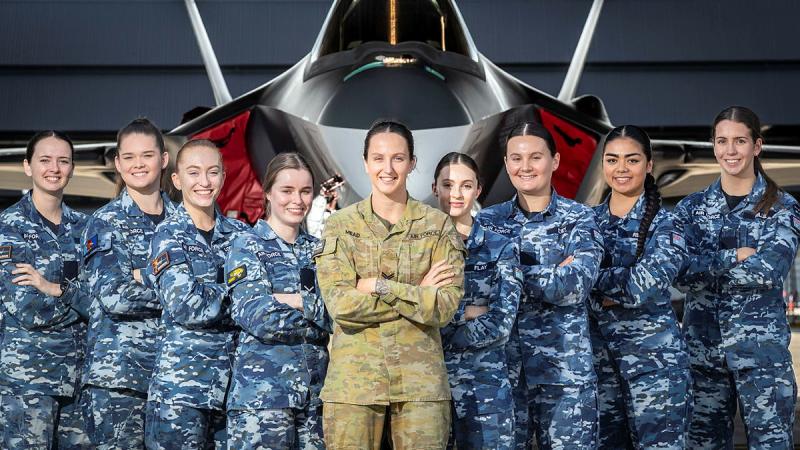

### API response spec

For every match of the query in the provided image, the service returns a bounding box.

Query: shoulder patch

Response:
[671,232,685,248]
[314,237,338,259]
[0,245,11,261]
[226,265,247,286]
[151,251,171,276]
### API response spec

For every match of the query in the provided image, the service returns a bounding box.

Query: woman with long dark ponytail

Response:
[589,125,691,449]
[675,106,800,449]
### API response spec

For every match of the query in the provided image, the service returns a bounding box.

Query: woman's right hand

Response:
[420,260,454,288]
[736,247,756,262]
[464,305,488,320]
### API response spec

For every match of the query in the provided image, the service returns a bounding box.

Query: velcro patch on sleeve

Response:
[151,251,171,276]
[0,245,11,261]
[226,265,247,286]
[671,231,685,247]
[85,234,99,254]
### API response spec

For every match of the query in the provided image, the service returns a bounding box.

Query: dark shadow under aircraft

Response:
[2,0,799,221]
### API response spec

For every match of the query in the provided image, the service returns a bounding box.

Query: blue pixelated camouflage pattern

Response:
[224,219,330,412]
[145,203,250,410]
[144,400,226,450]
[226,407,324,450]
[0,193,88,398]
[476,191,602,449]
[476,192,602,386]
[675,174,800,449]
[589,193,691,449]
[82,188,177,393]
[589,195,689,378]
[440,221,520,450]
[675,174,800,371]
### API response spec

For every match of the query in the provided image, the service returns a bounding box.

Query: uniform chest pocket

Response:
[464,264,496,306]
[539,239,566,265]
[398,235,436,283]
[736,217,762,248]
[266,260,299,293]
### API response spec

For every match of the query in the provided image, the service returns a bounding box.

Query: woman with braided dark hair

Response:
[588,125,691,449]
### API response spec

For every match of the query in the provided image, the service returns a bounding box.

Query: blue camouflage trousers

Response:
[83,386,147,449]
[144,400,227,450]
[513,382,598,450]
[226,406,324,450]
[0,392,91,449]
[447,402,514,450]
[597,368,691,450]
[688,363,796,450]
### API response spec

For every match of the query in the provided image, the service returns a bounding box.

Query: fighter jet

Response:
[2,0,799,221]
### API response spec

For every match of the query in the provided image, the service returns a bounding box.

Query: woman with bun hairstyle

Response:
[476,121,603,450]
[675,106,800,449]
[432,152,522,450]
[589,125,690,449]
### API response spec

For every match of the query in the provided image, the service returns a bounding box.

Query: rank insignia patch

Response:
[227,265,247,286]
[0,245,11,261]
[151,251,171,276]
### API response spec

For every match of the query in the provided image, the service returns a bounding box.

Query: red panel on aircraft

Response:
[191,110,264,223]
[538,109,599,199]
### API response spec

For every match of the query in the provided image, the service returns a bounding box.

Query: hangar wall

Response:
[1,0,799,133]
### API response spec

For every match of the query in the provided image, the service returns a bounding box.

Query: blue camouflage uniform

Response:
[81,188,177,449]
[224,219,330,450]
[0,192,91,449]
[675,174,800,449]
[143,204,249,450]
[440,221,521,450]
[589,194,691,450]
[476,191,602,450]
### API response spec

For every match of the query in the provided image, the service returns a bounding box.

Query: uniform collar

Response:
[706,173,766,214]
[598,192,646,221]
[508,189,560,222]
[174,202,236,244]
[357,194,426,236]
[119,187,176,217]
[21,191,80,232]
[253,219,310,246]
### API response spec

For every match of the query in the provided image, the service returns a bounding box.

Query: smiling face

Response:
[363,131,415,198]
[266,168,314,229]
[713,119,762,178]
[602,137,652,197]
[504,135,559,197]
[171,145,225,210]
[433,163,481,221]
[115,132,168,192]
[23,136,74,195]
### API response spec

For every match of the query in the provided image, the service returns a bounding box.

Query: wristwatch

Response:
[374,277,390,296]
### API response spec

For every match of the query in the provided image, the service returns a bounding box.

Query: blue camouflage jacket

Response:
[675,175,800,370]
[81,189,177,393]
[589,194,689,379]
[0,193,89,397]
[440,221,521,418]
[224,220,330,411]
[476,191,602,386]
[145,203,249,409]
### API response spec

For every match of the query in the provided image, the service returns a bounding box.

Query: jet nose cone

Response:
[319,66,470,129]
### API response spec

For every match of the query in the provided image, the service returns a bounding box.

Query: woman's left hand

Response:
[356,277,377,294]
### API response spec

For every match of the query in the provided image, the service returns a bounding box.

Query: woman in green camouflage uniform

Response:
[315,120,466,450]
